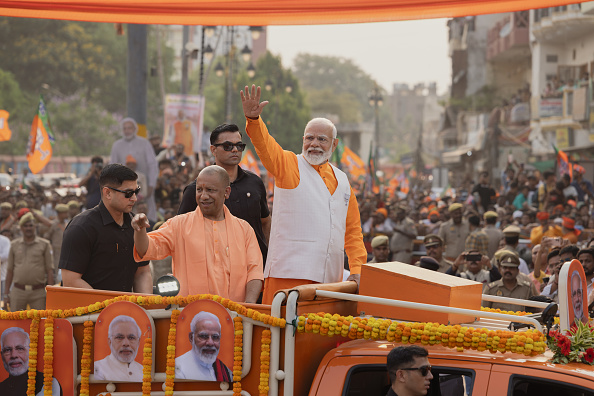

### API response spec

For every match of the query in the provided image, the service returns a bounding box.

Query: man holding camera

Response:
[80,156,104,209]
[447,250,501,285]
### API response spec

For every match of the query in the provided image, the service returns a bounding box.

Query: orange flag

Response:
[26,114,53,174]
[0,110,11,141]
[239,149,261,176]
[340,145,366,179]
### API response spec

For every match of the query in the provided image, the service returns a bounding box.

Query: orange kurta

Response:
[245,116,367,273]
[530,225,563,246]
[133,206,263,302]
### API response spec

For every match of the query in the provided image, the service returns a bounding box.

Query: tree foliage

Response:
[293,54,376,123]
[0,18,176,157]
[197,51,310,153]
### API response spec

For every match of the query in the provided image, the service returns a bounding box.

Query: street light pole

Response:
[368,84,383,161]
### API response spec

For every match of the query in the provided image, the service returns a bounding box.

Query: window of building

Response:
[342,364,474,396]
[546,55,558,63]
[510,375,594,396]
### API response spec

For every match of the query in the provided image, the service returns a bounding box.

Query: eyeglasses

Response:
[304,135,332,144]
[400,365,432,376]
[196,332,221,342]
[107,186,141,198]
[213,141,247,152]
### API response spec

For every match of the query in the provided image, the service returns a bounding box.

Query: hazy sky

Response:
[268,18,451,95]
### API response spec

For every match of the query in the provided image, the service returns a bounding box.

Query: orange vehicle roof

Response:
[0,0,581,25]
[329,339,594,380]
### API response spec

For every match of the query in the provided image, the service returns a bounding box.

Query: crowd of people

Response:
[359,164,594,312]
[0,84,592,320]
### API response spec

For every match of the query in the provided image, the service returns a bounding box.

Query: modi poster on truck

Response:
[162,94,205,157]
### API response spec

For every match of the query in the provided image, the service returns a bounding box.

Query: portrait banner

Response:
[163,94,205,156]
[174,300,234,382]
[0,319,74,396]
[558,259,589,330]
[93,301,155,382]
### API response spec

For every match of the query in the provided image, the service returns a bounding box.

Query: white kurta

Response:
[94,353,143,382]
[175,350,231,381]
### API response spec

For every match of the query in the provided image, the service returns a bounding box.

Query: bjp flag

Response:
[27,98,54,174]
[0,110,11,141]
[340,145,366,179]
[239,148,261,176]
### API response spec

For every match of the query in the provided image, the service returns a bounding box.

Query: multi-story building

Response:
[529,4,594,162]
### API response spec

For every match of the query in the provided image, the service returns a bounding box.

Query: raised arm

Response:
[240,84,269,119]
[132,213,152,258]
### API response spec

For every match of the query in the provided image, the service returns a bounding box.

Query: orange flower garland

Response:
[165,310,179,396]
[259,329,271,396]
[480,307,528,316]
[233,317,243,396]
[1,294,287,396]
[80,320,93,396]
[43,316,54,396]
[142,338,152,395]
[27,317,40,396]
[297,313,547,356]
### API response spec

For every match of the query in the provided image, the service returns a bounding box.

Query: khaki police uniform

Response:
[438,218,469,260]
[482,254,534,312]
[44,218,67,279]
[424,234,452,273]
[7,236,53,310]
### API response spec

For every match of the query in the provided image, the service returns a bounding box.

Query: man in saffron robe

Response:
[175,311,233,381]
[132,165,263,303]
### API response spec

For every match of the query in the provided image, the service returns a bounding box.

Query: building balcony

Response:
[487,11,530,62]
[533,85,590,129]
[532,4,594,43]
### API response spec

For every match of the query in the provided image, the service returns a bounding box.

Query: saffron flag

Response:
[340,145,366,179]
[554,144,572,180]
[239,148,260,176]
[0,110,11,141]
[26,97,54,174]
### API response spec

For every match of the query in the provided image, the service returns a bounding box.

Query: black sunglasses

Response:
[107,186,141,198]
[213,141,247,152]
[400,365,432,376]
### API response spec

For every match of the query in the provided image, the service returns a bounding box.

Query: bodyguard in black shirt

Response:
[178,123,271,263]
[59,164,152,293]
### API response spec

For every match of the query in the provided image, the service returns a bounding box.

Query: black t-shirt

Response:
[178,166,270,262]
[472,184,496,211]
[85,174,101,209]
[59,201,149,292]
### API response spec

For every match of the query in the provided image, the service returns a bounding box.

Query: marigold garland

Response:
[27,317,40,396]
[233,317,244,396]
[297,313,547,356]
[142,338,152,395]
[2,294,286,395]
[259,329,271,396]
[480,307,528,316]
[43,316,54,396]
[0,294,286,329]
[164,310,179,396]
[80,321,94,396]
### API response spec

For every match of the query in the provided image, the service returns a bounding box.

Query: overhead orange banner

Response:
[0,0,579,25]
[0,110,11,142]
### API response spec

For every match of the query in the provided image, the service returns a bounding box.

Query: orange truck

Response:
[1,261,592,396]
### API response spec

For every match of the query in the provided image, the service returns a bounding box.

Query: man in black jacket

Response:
[386,345,433,396]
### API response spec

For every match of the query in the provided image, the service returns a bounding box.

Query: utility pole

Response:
[181,25,190,95]
[127,24,148,137]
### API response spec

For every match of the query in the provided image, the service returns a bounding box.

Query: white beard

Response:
[302,147,332,165]
[194,343,218,365]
